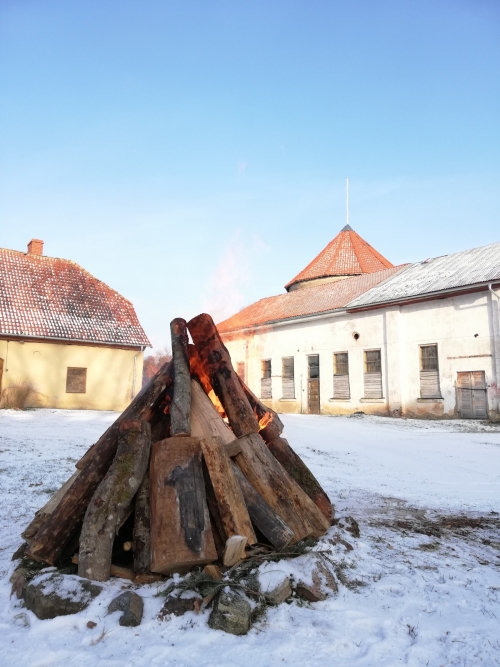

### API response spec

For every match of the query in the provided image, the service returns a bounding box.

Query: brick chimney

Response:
[27,239,44,255]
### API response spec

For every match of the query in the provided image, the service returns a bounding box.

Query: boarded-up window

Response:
[66,367,87,393]
[364,350,382,398]
[282,357,295,399]
[333,352,350,399]
[236,362,246,383]
[419,345,441,398]
[261,359,272,399]
[308,355,320,414]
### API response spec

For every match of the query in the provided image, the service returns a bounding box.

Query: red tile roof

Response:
[218,266,404,334]
[285,225,394,291]
[0,248,150,347]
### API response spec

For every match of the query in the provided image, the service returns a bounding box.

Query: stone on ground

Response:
[208,589,251,635]
[108,591,144,627]
[23,572,102,620]
[159,595,197,619]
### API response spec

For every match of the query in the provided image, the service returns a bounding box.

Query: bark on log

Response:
[231,463,294,550]
[234,432,331,541]
[133,471,151,574]
[22,470,81,541]
[187,314,259,438]
[267,436,334,522]
[170,318,191,436]
[78,421,151,582]
[200,436,256,545]
[26,361,173,565]
[150,436,217,574]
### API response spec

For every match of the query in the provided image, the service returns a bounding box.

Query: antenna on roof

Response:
[346,177,349,227]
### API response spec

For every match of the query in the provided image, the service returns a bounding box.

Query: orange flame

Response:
[258,412,273,431]
[208,390,227,419]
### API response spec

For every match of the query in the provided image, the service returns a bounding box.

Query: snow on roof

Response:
[347,241,500,309]
[285,226,394,291]
[218,266,403,333]
[0,247,150,347]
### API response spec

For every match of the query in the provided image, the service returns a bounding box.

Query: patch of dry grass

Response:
[1,378,37,409]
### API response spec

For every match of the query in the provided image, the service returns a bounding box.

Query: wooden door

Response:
[308,355,320,414]
[457,371,487,419]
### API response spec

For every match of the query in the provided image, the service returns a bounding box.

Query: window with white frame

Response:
[333,352,350,399]
[281,357,295,399]
[363,349,383,398]
[419,345,441,398]
[260,359,272,399]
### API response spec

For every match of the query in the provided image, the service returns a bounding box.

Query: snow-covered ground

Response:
[1,409,500,667]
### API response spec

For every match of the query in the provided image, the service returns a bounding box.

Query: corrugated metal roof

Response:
[347,241,500,309]
[0,247,151,347]
[218,266,404,333]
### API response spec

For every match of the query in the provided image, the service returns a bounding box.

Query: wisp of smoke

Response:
[202,241,250,323]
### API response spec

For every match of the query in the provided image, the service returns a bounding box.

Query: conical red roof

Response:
[285,225,394,291]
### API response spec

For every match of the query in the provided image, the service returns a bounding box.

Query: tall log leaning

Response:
[200,436,256,546]
[170,318,191,436]
[133,472,151,575]
[150,436,217,574]
[187,314,329,542]
[187,313,259,438]
[266,437,333,522]
[238,377,333,522]
[231,463,294,550]
[78,421,151,582]
[22,470,81,541]
[26,360,174,565]
[233,433,330,540]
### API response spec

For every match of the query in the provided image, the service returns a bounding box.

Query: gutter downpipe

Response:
[132,346,145,399]
[488,284,500,419]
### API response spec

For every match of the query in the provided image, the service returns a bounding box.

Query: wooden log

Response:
[190,379,235,445]
[72,555,134,581]
[267,437,334,522]
[78,421,151,582]
[234,432,331,541]
[133,471,151,574]
[224,439,242,458]
[223,535,247,566]
[150,436,217,574]
[238,378,285,443]
[22,470,81,541]
[231,463,294,550]
[187,314,259,438]
[170,318,191,436]
[26,361,173,565]
[200,436,256,545]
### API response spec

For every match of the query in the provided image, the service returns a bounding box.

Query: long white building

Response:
[219,227,500,421]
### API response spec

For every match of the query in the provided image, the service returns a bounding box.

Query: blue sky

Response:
[1,0,499,350]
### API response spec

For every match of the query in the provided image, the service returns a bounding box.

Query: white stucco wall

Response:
[222,289,499,420]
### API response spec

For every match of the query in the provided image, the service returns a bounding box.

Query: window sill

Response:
[329,398,351,402]
[417,397,443,402]
[279,398,296,401]
[360,398,385,403]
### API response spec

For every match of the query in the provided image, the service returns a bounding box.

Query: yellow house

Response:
[0,239,150,411]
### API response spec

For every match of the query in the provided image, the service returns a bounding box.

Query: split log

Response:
[266,437,333,522]
[200,436,256,545]
[187,314,259,438]
[26,361,173,565]
[231,463,294,550]
[170,318,191,436]
[133,472,151,574]
[234,432,331,540]
[78,421,151,582]
[190,379,235,445]
[150,436,217,574]
[21,470,80,541]
[223,535,247,566]
[224,439,242,458]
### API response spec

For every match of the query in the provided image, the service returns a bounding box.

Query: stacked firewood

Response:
[21,314,333,583]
